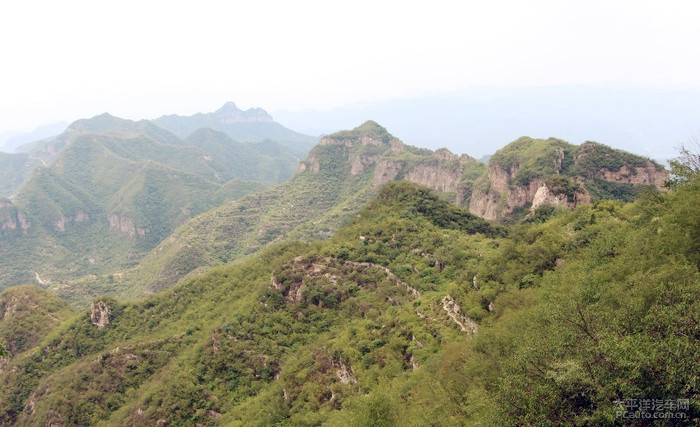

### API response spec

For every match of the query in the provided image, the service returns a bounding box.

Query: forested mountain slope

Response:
[48,122,669,308]
[0,173,697,425]
[0,114,300,291]
[51,121,488,304]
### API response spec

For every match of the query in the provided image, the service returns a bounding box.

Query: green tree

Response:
[666,140,700,189]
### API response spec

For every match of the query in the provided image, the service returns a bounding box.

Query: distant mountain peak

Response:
[213,102,273,124]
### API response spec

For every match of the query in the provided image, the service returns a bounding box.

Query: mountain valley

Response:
[0,104,697,425]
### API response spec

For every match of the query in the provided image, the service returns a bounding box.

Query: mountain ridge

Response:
[153,102,317,152]
[0,172,696,424]
[47,121,667,307]
[0,113,304,291]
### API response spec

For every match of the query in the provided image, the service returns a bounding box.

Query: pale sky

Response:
[1,0,699,134]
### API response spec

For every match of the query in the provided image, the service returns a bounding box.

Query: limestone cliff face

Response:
[51,210,89,232]
[468,139,668,220]
[529,183,591,213]
[402,149,469,194]
[596,162,667,189]
[90,301,111,329]
[468,164,548,220]
[107,214,148,237]
[297,121,479,205]
[0,202,31,233]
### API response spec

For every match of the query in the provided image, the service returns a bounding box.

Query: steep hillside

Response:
[0,114,301,291]
[0,176,696,425]
[0,286,76,358]
[153,102,318,152]
[51,124,669,307]
[0,153,41,197]
[53,121,488,304]
[469,137,667,220]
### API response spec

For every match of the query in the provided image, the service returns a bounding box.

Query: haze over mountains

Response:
[0,107,667,308]
[0,100,697,425]
[274,85,700,162]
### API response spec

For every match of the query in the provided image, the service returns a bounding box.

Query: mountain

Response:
[0,122,68,153]
[468,137,668,220]
[0,172,697,425]
[153,102,318,153]
[50,122,667,308]
[0,286,75,357]
[0,114,303,291]
[0,153,42,198]
[50,121,491,304]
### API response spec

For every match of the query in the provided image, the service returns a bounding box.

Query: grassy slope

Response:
[56,122,481,305]
[0,178,697,425]
[0,118,294,291]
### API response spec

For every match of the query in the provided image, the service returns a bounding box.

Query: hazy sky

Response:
[1,0,699,134]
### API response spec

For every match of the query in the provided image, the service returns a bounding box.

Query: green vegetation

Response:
[0,286,76,356]
[666,141,700,189]
[0,152,41,197]
[48,122,497,307]
[327,120,394,144]
[0,113,303,292]
[490,137,575,185]
[575,140,654,176]
[490,137,662,188]
[1,117,689,424]
[0,169,697,424]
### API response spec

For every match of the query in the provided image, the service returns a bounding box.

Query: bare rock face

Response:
[52,210,89,232]
[596,162,667,189]
[529,184,574,213]
[404,164,461,193]
[0,204,31,232]
[373,160,403,187]
[442,295,478,334]
[350,154,381,175]
[334,359,358,385]
[90,301,111,329]
[107,214,148,237]
[468,164,541,220]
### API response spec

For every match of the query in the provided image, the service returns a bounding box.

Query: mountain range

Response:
[0,170,696,425]
[1,114,668,310]
[0,106,315,289]
[0,103,696,425]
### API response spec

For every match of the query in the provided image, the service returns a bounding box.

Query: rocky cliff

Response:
[298,121,478,205]
[468,138,667,220]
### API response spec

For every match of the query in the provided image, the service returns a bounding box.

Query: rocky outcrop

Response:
[297,156,320,173]
[442,295,478,334]
[529,183,591,213]
[350,154,381,175]
[90,301,111,329]
[596,162,667,189]
[107,214,148,237]
[0,209,31,232]
[373,160,403,187]
[334,359,358,385]
[469,155,664,220]
[404,164,461,193]
[52,210,89,232]
[297,122,483,207]
[468,164,542,220]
